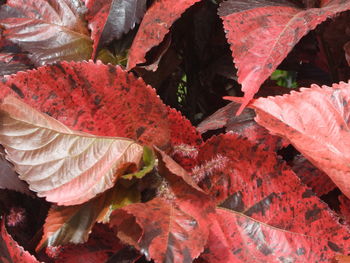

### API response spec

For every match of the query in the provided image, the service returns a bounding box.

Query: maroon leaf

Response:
[0,61,172,148]
[195,134,350,259]
[219,0,350,112]
[85,0,147,58]
[0,53,32,76]
[339,194,350,226]
[292,155,337,196]
[197,101,287,151]
[0,219,41,263]
[0,147,31,195]
[110,197,207,263]
[201,207,349,263]
[0,0,92,66]
[249,82,350,199]
[127,0,202,70]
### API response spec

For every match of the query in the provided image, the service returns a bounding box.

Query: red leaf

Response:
[197,101,288,151]
[84,0,147,58]
[0,61,171,147]
[219,0,350,112]
[127,0,202,70]
[339,194,350,226]
[0,219,41,263]
[202,208,349,263]
[195,134,350,258]
[250,82,350,199]
[292,155,337,196]
[110,197,208,263]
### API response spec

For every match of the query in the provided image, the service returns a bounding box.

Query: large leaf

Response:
[0,219,41,263]
[126,0,202,70]
[0,96,143,205]
[0,0,92,66]
[37,184,139,250]
[219,0,350,113]
[0,61,172,148]
[201,208,348,262]
[195,134,350,259]
[110,197,208,263]
[84,0,147,58]
[248,82,350,199]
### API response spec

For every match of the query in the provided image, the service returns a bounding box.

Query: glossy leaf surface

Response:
[85,0,147,57]
[219,0,350,112]
[127,0,202,70]
[0,0,92,66]
[0,96,143,205]
[250,82,350,199]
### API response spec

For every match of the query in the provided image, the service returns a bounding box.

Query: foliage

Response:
[1,0,350,262]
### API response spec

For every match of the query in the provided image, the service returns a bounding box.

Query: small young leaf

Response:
[122,146,155,180]
[0,96,143,205]
[0,0,92,65]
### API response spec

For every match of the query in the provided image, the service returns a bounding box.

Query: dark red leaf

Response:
[84,0,147,58]
[127,0,202,70]
[219,0,350,112]
[0,219,41,263]
[195,134,350,260]
[0,53,32,76]
[201,207,349,263]
[0,147,31,195]
[249,82,350,199]
[0,0,92,66]
[292,155,337,196]
[53,224,123,263]
[110,197,207,263]
[197,101,288,151]
[339,194,350,226]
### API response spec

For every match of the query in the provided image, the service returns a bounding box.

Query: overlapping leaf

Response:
[84,0,147,57]
[0,219,41,263]
[201,208,347,262]
[249,82,350,199]
[195,134,350,261]
[127,0,202,70]
[219,0,350,112]
[0,0,92,66]
[110,197,207,263]
[0,61,172,147]
[37,184,140,250]
[0,96,143,205]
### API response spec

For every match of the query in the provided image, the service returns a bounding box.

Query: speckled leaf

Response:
[0,219,41,263]
[197,101,287,151]
[37,184,140,250]
[250,82,350,199]
[0,96,143,205]
[85,0,147,58]
[127,0,203,70]
[195,134,350,260]
[0,0,92,66]
[201,207,348,263]
[219,0,350,112]
[292,155,337,196]
[110,197,207,263]
[0,61,171,148]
